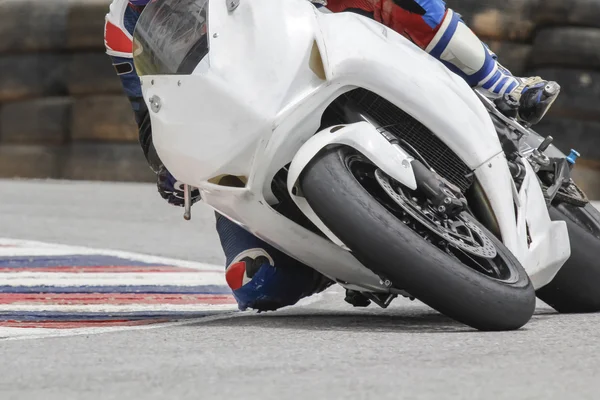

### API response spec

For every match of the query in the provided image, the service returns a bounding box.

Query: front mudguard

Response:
[287,121,417,246]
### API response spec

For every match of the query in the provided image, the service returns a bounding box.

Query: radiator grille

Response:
[338,89,474,193]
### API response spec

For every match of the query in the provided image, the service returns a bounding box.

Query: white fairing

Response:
[140,0,570,291]
[287,121,417,247]
[474,153,570,288]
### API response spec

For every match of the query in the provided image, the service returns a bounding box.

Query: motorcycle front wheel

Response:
[300,146,536,331]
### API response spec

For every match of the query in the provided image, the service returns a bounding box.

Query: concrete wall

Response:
[1,0,599,196]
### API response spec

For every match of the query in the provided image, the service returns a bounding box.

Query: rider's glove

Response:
[157,165,201,207]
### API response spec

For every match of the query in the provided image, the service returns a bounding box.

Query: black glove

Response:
[157,165,201,207]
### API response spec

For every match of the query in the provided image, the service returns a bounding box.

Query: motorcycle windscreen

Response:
[133,0,209,76]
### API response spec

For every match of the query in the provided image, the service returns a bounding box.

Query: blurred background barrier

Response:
[455,0,600,198]
[0,0,598,196]
[0,0,152,182]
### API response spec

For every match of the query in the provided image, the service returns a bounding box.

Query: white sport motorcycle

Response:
[133,0,600,331]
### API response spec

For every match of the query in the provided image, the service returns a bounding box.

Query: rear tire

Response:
[537,202,600,312]
[301,146,536,331]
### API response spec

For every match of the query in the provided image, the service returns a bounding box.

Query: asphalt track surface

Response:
[2,179,600,400]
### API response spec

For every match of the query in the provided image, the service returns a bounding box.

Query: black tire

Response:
[0,0,107,54]
[535,0,600,29]
[487,41,531,76]
[450,0,535,41]
[301,146,536,331]
[0,54,65,102]
[537,202,600,312]
[570,163,600,202]
[527,68,600,122]
[534,117,600,161]
[0,53,122,102]
[0,97,71,145]
[530,28,600,70]
[71,96,139,142]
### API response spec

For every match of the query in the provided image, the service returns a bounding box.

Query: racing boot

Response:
[503,76,561,126]
[425,9,560,125]
[217,214,332,312]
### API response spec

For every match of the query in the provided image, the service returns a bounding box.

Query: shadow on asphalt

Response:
[187,306,557,334]
[193,309,474,333]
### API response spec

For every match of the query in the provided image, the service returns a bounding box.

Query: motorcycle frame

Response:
[140,0,569,291]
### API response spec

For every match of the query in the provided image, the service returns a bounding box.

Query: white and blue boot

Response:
[425,9,560,125]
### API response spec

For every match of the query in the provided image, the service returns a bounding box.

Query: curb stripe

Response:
[0,293,235,305]
[0,238,234,335]
[0,239,222,272]
[0,320,171,329]
[0,255,169,268]
[0,272,225,286]
[0,310,231,320]
[0,285,231,294]
[0,304,239,313]
[0,266,202,273]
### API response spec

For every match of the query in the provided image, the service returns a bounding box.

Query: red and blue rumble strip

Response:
[0,239,237,332]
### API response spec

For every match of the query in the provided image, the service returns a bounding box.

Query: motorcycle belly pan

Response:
[515,162,570,289]
[475,153,570,289]
[199,185,390,293]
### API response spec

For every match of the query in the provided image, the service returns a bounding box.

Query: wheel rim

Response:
[345,153,518,283]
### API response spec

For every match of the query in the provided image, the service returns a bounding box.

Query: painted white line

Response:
[0,248,97,257]
[0,272,226,286]
[0,238,223,272]
[0,303,239,313]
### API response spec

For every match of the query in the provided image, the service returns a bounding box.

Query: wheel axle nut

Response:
[380,279,392,288]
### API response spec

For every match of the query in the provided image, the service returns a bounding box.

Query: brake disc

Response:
[375,169,497,259]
